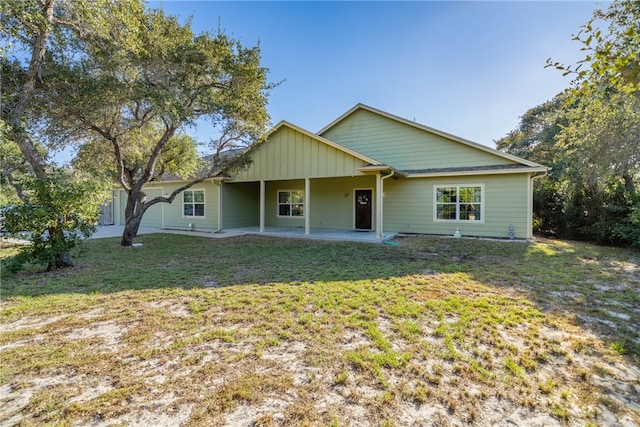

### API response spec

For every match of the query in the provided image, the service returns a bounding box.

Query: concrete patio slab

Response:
[92,225,395,243]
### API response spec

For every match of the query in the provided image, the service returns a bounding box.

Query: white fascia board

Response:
[357,165,407,177]
[406,166,549,178]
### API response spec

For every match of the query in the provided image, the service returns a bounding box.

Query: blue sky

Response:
[151,1,602,148]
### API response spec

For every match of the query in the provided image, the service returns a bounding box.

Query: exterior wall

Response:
[139,188,164,228]
[158,182,219,231]
[232,126,369,182]
[116,183,220,231]
[117,189,126,226]
[222,182,260,228]
[262,176,377,230]
[309,176,376,230]
[384,174,531,239]
[265,180,305,228]
[320,109,517,171]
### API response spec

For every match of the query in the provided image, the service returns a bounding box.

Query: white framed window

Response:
[434,185,483,222]
[183,189,205,217]
[278,190,304,217]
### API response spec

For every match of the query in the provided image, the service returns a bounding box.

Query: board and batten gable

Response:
[230,123,374,183]
[319,107,518,171]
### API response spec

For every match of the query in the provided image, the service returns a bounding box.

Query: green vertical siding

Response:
[265,180,305,228]
[384,174,531,239]
[320,109,516,171]
[139,188,164,228]
[160,182,219,231]
[116,190,125,225]
[222,182,260,228]
[232,126,368,182]
[309,176,376,229]
[117,183,220,231]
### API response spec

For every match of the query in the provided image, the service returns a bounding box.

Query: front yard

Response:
[1,234,638,426]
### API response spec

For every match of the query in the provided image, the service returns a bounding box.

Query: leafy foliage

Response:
[1,1,127,269]
[2,1,273,248]
[498,90,639,247]
[40,6,272,246]
[3,168,110,272]
[499,0,640,247]
[546,0,640,94]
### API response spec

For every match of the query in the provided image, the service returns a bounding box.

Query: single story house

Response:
[108,104,547,240]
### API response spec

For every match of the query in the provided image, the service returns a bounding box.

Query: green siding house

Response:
[116,104,547,240]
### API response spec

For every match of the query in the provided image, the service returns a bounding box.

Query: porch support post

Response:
[304,177,310,235]
[259,180,265,233]
[376,173,383,240]
[217,181,223,231]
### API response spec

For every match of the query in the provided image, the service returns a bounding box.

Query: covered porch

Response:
[219,170,400,241]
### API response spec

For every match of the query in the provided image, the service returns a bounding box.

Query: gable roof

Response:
[318,103,546,170]
[266,120,382,166]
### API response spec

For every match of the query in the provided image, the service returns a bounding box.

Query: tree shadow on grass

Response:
[3,233,639,355]
[1,234,640,353]
[2,233,639,424]
[401,235,640,353]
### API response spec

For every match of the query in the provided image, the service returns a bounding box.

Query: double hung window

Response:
[435,185,482,221]
[278,190,304,217]
[183,190,205,217]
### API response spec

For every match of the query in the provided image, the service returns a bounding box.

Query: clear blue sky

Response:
[151,1,602,148]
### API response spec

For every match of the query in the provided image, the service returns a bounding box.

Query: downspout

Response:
[378,170,395,240]
[259,180,265,233]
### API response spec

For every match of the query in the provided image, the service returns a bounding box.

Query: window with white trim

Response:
[278,190,304,217]
[183,190,205,217]
[435,185,482,221]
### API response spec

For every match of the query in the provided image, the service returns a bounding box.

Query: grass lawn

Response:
[1,234,639,426]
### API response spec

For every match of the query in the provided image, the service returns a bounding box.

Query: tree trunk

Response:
[48,227,73,271]
[121,188,146,246]
[121,215,142,246]
[4,0,54,180]
[623,173,636,195]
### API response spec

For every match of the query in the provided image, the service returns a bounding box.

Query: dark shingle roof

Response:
[403,164,533,174]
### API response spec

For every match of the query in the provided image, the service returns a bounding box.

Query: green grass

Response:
[1,234,638,426]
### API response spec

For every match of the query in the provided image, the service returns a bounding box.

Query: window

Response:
[435,185,482,221]
[278,190,304,217]
[183,190,205,217]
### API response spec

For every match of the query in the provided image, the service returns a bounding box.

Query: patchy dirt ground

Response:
[1,235,639,426]
[2,295,639,426]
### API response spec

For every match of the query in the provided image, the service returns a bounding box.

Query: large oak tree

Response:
[28,3,272,246]
[499,0,639,246]
[1,0,123,269]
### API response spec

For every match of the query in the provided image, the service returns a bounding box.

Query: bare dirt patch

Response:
[1,235,639,426]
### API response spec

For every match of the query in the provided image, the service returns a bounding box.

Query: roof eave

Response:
[406,166,549,178]
[357,165,407,177]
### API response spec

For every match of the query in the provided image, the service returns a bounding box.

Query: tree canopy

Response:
[42,6,272,246]
[499,0,640,246]
[1,0,119,269]
[2,0,273,251]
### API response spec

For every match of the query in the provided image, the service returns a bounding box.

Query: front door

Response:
[355,189,373,230]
